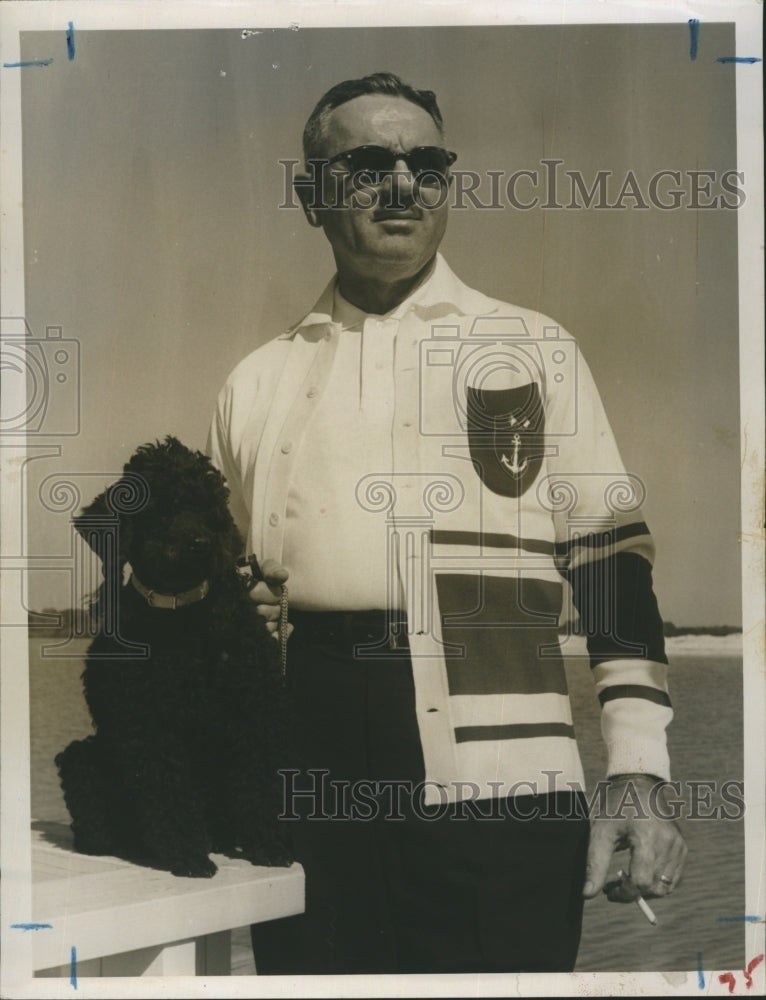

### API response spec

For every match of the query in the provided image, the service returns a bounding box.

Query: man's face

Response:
[305,95,452,285]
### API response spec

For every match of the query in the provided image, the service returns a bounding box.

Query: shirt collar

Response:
[287,252,500,335]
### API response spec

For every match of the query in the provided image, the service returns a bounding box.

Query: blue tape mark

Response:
[11,922,53,931]
[716,56,762,64]
[716,914,763,922]
[66,22,75,61]
[3,59,54,68]
[697,951,705,989]
[70,945,77,989]
[689,19,699,61]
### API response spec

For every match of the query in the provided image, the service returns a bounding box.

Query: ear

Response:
[73,490,114,549]
[73,487,132,570]
[295,171,324,229]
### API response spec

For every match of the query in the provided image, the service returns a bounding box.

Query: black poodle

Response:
[55,436,293,877]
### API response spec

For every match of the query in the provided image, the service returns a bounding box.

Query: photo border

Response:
[1,2,762,997]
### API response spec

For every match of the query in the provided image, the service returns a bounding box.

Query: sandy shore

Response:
[562,632,743,657]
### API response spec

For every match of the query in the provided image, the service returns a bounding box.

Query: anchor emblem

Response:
[466,384,544,497]
[499,427,531,477]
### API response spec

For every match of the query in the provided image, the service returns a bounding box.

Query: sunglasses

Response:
[318,145,458,187]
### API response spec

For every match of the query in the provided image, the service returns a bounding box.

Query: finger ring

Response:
[660,875,672,886]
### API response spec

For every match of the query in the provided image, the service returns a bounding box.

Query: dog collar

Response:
[130,573,210,610]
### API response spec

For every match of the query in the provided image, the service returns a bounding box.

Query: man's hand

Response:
[582,774,687,902]
[249,558,293,640]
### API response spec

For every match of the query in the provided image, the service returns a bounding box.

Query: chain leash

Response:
[236,554,289,676]
[278,583,289,676]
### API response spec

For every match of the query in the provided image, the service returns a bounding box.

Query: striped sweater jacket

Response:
[208,254,672,805]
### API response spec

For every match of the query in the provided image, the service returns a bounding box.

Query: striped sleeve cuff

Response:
[595,658,673,781]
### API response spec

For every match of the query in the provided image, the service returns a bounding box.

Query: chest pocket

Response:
[466,382,545,497]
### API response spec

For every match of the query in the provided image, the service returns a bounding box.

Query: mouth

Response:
[374,214,421,231]
[373,206,422,224]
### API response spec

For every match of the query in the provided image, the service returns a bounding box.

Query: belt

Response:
[289,610,410,652]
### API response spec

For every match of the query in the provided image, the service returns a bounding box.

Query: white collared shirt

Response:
[281,267,439,609]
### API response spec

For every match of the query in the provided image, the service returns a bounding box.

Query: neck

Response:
[337,256,435,315]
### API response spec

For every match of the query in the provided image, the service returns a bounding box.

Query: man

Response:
[208,72,686,975]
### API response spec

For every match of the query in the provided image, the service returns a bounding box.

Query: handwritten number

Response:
[744,954,764,989]
[717,956,764,994]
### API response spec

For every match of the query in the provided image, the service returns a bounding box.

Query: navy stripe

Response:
[567,552,668,666]
[555,521,651,556]
[430,529,555,556]
[598,685,672,708]
[455,723,576,743]
[435,574,567,696]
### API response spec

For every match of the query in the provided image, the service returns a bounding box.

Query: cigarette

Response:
[617,869,658,926]
[635,894,658,925]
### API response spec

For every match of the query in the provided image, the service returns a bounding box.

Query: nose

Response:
[188,536,210,552]
[381,158,416,207]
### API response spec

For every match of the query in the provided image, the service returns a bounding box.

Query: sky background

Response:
[16,22,742,626]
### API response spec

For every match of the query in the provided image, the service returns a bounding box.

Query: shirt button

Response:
[268,512,280,527]
[306,386,318,398]
[281,441,293,454]
[402,421,412,428]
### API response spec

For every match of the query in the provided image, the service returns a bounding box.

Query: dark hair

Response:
[302,72,445,162]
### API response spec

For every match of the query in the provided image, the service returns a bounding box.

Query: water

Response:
[566,652,745,973]
[27,637,745,973]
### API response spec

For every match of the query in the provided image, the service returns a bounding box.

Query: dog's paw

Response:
[269,848,295,868]
[170,855,218,878]
[209,841,237,857]
[241,845,295,868]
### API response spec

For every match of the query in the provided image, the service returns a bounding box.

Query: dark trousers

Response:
[251,616,589,975]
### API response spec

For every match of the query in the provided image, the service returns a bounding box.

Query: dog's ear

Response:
[73,484,135,570]
[73,490,114,551]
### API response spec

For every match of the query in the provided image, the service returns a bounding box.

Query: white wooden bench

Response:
[31,822,304,977]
